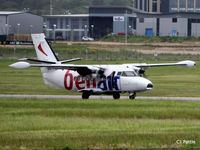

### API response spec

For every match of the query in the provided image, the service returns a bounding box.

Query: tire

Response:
[129,92,136,100]
[82,92,90,99]
[113,93,120,99]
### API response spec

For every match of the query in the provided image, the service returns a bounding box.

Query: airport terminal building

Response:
[43,5,200,41]
[44,6,138,41]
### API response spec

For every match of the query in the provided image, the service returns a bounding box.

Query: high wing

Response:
[124,60,196,68]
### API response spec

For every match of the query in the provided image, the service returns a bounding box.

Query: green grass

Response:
[102,34,200,43]
[0,60,199,97]
[0,98,200,149]
[0,40,200,150]
[1,43,200,62]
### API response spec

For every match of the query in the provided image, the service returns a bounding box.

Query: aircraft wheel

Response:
[113,93,120,99]
[82,92,90,99]
[129,92,136,100]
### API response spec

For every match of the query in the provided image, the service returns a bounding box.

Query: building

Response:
[168,0,200,13]
[44,6,138,40]
[43,5,200,41]
[44,14,89,41]
[0,11,43,36]
[136,12,200,37]
[135,0,161,12]
[135,0,200,13]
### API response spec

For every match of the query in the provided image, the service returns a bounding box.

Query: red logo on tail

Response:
[38,44,48,56]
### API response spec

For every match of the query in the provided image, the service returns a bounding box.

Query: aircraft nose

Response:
[147,83,153,89]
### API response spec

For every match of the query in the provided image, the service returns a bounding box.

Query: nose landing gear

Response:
[129,92,136,100]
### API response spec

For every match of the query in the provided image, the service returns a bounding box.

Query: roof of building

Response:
[0,11,24,15]
[44,14,89,17]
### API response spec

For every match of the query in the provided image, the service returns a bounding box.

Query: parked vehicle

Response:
[82,36,94,41]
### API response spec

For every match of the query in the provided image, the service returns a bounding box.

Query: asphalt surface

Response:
[0,94,200,101]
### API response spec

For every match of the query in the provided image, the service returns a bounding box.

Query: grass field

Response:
[0,98,200,150]
[0,42,200,149]
[1,42,200,62]
[102,34,200,43]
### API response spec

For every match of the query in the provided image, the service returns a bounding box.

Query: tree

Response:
[110,0,131,6]
[92,0,105,5]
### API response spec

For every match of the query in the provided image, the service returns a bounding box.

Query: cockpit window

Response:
[117,72,122,75]
[121,71,136,77]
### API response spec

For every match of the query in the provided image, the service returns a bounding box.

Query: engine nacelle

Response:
[9,62,30,69]
[132,66,145,75]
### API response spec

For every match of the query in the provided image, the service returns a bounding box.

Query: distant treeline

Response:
[0,0,134,15]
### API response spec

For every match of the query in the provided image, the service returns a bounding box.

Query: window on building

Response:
[152,0,157,12]
[170,0,178,12]
[144,0,147,11]
[196,0,200,12]
[140,0,143,10]
[60,18,63,29]
[135,0,138,9]
[139,18,144,23]
[172,18,178,23]
[71,18,79,29]
[180,0,186,11]
[49,19,57,29]
[82,18,88,28]
[146,0,149,11]
[65,19,69,28]
[188,0,194,12]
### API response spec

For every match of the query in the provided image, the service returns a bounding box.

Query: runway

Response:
[0,94,200,101]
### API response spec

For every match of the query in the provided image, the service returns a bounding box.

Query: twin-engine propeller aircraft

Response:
[10,34,196,99]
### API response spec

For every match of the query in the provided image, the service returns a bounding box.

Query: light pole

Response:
[5,24,8,35]
[67,25,71,41]
[84,25,87,37]
[43,23,47,36]
[125,10,128,43]
[53,24,56,41]
[50,0,53,15]
[17,23,20,34]
[129,26,134,61]
[91,25,94,38]
[30,25,33,34]
[9,25,11,34]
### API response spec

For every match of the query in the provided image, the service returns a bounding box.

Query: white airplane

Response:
[10,33,196,99]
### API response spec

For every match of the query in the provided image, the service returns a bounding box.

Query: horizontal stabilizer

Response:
[19,58,56,64]
[60,58,82,64]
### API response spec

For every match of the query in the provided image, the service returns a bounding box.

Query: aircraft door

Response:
[120,72,129,91]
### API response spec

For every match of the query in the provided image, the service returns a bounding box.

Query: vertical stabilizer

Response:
[31,33,58,62]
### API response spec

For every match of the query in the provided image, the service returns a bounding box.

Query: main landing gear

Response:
[82,92,90,99]
[129,92,136,100]
[82,92,136,100]
[113,93,120,99]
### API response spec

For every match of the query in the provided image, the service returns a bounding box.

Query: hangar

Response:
[0,11,43,36]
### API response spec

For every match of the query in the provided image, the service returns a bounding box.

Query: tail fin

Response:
[31,33,59,62]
